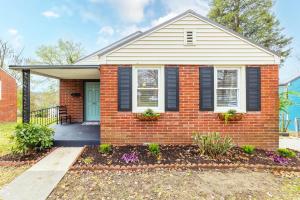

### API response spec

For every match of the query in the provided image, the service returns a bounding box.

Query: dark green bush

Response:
[148,143,160,155]
[277,148,296,158]
[242,145,255,154]
[193,132,233,158]
[98,144,112,154]
[12,123,54,154]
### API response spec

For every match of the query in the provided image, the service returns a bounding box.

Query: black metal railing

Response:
[30,106,59,126]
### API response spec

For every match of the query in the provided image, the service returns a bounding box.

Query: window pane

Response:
[137,89,158,107]
[217,89,238,107]
[138,69,158,88]
[217,70,238,88]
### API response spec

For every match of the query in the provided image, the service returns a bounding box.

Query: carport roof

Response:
[9,65,100,79]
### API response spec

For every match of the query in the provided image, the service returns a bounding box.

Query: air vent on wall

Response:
[184,30,196,46]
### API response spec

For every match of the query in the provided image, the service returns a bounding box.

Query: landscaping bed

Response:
[74,145,300,169]
[0,148,55,165]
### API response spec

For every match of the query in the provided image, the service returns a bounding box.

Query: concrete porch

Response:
[52,123,100,147]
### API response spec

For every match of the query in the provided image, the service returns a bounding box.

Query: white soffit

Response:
[31,68,99,79]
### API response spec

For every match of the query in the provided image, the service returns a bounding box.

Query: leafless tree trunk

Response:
[0,39,27,85]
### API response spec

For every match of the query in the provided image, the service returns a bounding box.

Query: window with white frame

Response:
[133,67,164,112]
[215,68,241,111]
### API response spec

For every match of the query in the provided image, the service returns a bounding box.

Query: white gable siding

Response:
[76,55,99,65]
[102,14,277,65]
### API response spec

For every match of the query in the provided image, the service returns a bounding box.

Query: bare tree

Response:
[0,39,28,85]
[0,39,13,68]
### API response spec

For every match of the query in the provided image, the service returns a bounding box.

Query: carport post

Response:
[22,69,30,123]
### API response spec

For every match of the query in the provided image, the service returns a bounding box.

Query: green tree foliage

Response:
[27,39,85,111]
[33,39,84,65]
[208,0,292,62]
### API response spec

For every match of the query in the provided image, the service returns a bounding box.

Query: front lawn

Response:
[0,166,29,189]
[0,121,18,156]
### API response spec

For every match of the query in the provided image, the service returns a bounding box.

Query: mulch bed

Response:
[74,145,300,169]
[0,148,55,166]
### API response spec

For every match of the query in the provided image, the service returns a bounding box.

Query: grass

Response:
[0,121,19,156]
[0,166,29,189]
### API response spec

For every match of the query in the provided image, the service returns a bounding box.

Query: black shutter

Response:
[165,66,179,111]
[199,67,214,111]
[118,67,132,111]
[246,67,261,111]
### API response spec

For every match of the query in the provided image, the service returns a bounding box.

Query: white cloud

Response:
[151,0,209,27]
[93,0,152,23]
[42,10,60,18]
[99,26,115,36]
[162,0,209,16]
[8,28,18,35]
[7,28,23,49]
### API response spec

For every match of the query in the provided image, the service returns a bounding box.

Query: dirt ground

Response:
[48,168,300,200]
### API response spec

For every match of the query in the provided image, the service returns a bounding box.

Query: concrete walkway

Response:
[0,147,83,200]
[279,137,300,151]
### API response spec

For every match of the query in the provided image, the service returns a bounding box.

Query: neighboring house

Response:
[0,68,17,122]
[279,74,300,132]
[10,10,280,149]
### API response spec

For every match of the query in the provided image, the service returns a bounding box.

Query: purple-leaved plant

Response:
[121,152,139,164]
[273,155,289,165]
[266,151,289,165]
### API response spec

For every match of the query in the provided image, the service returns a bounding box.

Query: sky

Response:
[0,0,299,83]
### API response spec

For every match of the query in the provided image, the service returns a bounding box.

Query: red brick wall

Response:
[59,80,84,122]
[100,65,279,150]
[0,69,17,122]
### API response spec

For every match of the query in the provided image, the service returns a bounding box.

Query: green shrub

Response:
[98,144,112,154]
[82,156,94,164]
[277,148,296,158]
[242,145,255,154]
[192,132,233,158]
[148,143,160,155]
[11,123,54,154]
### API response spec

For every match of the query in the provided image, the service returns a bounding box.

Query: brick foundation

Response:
[99,65,279,150]
[0,69,17,122]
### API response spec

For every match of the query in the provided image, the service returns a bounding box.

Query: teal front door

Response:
[84,82,100,121]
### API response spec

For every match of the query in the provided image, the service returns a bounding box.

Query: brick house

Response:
[0,68,17,122]
[11,10,280,149]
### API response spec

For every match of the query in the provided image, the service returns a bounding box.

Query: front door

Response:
[84,82,100,121]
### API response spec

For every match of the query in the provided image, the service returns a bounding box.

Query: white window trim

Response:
[132,66,165,113]
[214,66,246,113]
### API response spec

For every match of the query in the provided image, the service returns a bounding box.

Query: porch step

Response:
[54,140,100,147]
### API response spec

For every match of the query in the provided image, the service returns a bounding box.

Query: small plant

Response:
[267,151,289,165]
[11,123,54,154]
[136,109,160,121]
[218,109,243,124]
[148,143,160,156]
[121,152,139,164]
[142,109,160,117]
[192,132,233,158]
[273,155,289,165]
[98,144,112,154]
[242,145,256,154]
[82,156,94,164]
[277,148,296,158]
